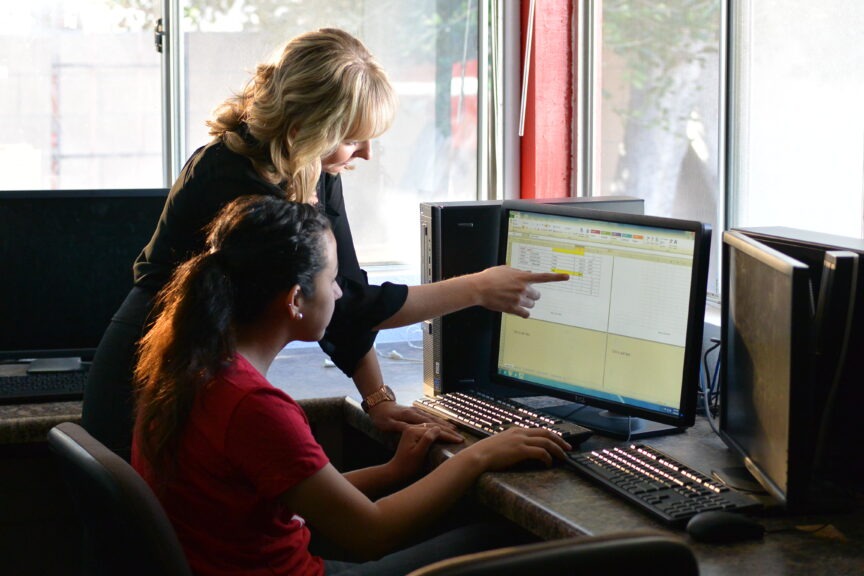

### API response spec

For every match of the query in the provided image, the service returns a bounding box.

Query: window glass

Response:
[587,1,723,293]
[729,0,864,239]
[0,0,162,190]
[180,0,479,273]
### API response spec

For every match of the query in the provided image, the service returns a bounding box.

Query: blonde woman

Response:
[84,28,567,460]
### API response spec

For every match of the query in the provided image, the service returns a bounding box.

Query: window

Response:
[175,0,480,275]
[3,1,482,279]
[728,0,864,239]
[578,0,864,297]
[0,1,162,190]
[578,0,724,293]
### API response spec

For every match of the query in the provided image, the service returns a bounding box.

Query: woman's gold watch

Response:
[361,385,396,412]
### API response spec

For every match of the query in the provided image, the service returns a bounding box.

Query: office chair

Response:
[407,531,699,576]
[47,421,193,576]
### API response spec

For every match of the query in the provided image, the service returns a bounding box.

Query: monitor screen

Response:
[718,230,815,509]
[490,200,711,438]
[0,189,168,363]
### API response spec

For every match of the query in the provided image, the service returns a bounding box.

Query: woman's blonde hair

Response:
[207,28,397,203]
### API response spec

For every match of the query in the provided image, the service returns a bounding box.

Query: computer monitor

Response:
[0,189,168,368]
[718,230,816,510]
[489,200,712,439]
[731,226,864,499]
[420,196,644,398]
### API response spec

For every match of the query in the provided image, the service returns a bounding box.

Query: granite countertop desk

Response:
[2,396,862,575]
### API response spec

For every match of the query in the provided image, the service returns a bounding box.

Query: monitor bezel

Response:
[489,200,712,431]
[718,229,815,509]
[0,188,168,363]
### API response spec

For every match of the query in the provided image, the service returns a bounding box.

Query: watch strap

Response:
[361,385,396,412]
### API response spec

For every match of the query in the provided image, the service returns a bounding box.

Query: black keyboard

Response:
[413,390,593,446]
[0,369,88,404]
[566,443,760,525]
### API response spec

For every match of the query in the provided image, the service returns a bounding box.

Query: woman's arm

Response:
[351,348,463,441]
[375,266,569,330]
[354,266,568,435]
[341,463,400,501]
[282,426,569,561]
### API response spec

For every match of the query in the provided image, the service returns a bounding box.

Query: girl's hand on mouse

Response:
[463,427,572,471]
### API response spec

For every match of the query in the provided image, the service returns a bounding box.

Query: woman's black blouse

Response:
[133,139,408,376]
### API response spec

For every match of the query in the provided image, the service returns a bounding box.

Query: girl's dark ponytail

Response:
[135,195,330,473]
[166,251,237,384]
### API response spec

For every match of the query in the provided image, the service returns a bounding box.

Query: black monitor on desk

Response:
[488,200,712,439]
[720,227,863,509]
[0,189,168,370]
[718,230,817,510]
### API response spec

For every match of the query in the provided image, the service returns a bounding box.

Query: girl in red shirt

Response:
[133,195,570,575]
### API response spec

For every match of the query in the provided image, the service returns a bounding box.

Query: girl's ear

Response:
[285,284,304,321]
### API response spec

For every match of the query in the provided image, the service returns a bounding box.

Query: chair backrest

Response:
[407,531,699,576]
[48,421,193,576]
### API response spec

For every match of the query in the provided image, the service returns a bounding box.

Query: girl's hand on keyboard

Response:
[386,423,448,482]
[369,401,464,444]
[468,427,572,471]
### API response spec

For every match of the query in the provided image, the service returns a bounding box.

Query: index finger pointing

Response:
[527,272,570,283]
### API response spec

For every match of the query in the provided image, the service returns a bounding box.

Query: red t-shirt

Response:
[132,355,330,576]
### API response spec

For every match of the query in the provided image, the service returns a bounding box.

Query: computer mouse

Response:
[686,510,765,544]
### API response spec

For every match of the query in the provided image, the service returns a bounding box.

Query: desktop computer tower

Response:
[421,196,644,398]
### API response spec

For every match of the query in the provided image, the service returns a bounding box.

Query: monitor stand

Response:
[712,465,766,494]
[26,357,83,374]
[542,402,683,440]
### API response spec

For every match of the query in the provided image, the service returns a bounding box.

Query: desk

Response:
[344,398,864,576]
[0,399,81,444]
[2,397,862,576]
[446,420,864,576]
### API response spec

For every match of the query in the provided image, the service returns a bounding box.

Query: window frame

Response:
[570,0,727,297]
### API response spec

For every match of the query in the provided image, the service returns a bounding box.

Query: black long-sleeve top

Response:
[133,137,408,376]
